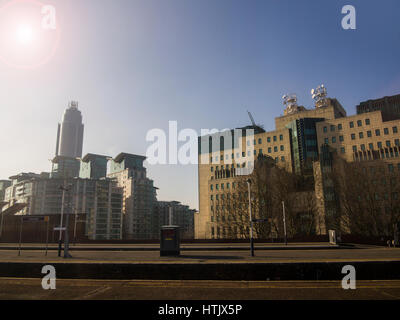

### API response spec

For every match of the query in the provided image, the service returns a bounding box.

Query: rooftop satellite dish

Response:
[311,84,328,108]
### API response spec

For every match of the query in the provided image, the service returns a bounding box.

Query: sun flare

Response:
[16,24,34,45]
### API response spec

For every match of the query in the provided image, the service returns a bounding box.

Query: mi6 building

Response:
[196,89,400,239]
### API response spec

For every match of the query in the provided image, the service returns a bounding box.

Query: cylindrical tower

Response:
[56,101,84,158]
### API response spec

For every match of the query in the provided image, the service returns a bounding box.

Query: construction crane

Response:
[247,110,256,127]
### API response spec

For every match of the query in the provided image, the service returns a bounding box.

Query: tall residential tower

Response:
[55,101,84,158]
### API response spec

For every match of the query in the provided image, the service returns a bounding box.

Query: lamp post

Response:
[282,201,287,245]
[247,179,254,257]
[58,183,73,258]
[0,202,6,239]
[57,182,66,257]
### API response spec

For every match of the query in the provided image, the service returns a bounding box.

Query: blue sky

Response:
[0,0,399,209]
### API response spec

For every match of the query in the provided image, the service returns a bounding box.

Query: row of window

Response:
[210,145,285,163]
[335,140,400,154]
[210,147,285,166]
[247,134,284,146]
[322,119,373,133]
[325,134,400,147]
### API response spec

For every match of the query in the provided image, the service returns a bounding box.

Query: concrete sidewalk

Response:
[0,242,345,251]
[0,246,399,281]
[1,278,400,300]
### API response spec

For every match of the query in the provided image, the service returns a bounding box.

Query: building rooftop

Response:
[113,153,147,163]
[81,153,111,162]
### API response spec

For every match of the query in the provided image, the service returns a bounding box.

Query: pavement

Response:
[1,278,400,300]
[0,242,343,251]
[0,243,399,299]
[0,244,398,264]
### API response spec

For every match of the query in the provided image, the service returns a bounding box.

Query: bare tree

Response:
[220,155,318,239]
[331,158,400,237]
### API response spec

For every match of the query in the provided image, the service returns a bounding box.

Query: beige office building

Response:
[196,92,400,239]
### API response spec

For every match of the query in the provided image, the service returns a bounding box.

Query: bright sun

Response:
[15,25,34,45]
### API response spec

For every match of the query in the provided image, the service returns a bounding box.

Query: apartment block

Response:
[4,176,123,240]
[107,153,158,239]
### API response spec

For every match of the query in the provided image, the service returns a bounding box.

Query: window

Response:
[242,152,245,157]
[280,145,284,151]
[210,185,213,191]
[324,138,329,144]
[361,144,366,151]
[340,147,345,153]
[389,164,394,172]
[221,183,224,190]
[352,146,357,152]
[378,142,382,149]
[275,157,278,163]
[339,135,344,142]
[350,121,354,128]
[210,195,213,200]
[386,141,391,147]
[268,147,271,153]
[323,126,327,133]
[211,167,214,172]
[369,143,374,150]
[330,125,335,132]
[274,146,278,152]
[365,119,370,125]
[253,140,256,145]
[227,183,230,189]
[273,136,277,142]
[259,149,263,154]
[332,137,336,143]
[375,129,381,136]
[258,138,262,144]
[281,156,285,162]
[280,134,283,141]
[267,137,271,143]
[357,120,362,127]
[247,151,251,156]
[253,150,257,155]
[384,128,389,135]
[216,184,219,190]
[395,139,400,146]
[247,141,250,146]
[393,126,398,134]
[359,132,364,139]
[338,124,342,130]
[351,133,356,140]
[367,130,372,137]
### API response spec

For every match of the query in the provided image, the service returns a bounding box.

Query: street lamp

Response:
[282,201,287,245]
[58,182,73,258]
[247,179,254,257]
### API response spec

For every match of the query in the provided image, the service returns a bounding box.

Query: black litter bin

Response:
[160,225,180,256]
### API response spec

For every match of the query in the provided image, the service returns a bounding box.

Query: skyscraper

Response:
[55,101,84,158]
